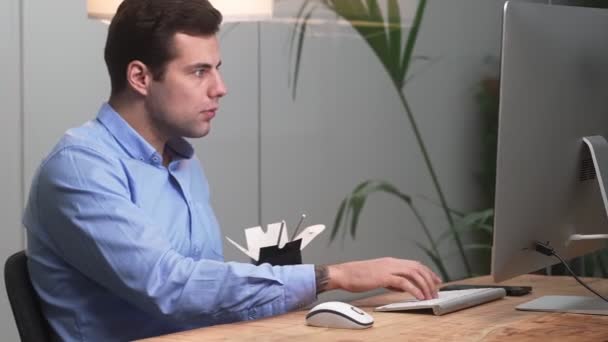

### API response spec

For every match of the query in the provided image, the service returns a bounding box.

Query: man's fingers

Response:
[421,267,441,296]
[387,275,424,300]
[420,270,439,299]
[393,264,438,299]
[414,263,442,284]
[405,271,433,299]
[409,266,438,299]
[423,265,443,285]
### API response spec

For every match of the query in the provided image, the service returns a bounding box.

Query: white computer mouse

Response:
[305,301,374,329]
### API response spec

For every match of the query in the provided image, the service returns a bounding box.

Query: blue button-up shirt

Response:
[23,103,316,341]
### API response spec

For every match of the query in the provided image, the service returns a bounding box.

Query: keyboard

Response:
[375,288,507,315]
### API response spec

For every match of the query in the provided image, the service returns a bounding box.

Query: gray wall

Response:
[0,1,23,341]
[0,0,571,337]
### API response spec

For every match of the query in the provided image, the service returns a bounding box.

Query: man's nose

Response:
[211,72,227,98]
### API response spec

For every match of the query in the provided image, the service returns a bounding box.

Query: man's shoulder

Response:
[48,119,120,161]
[36,119,127,179]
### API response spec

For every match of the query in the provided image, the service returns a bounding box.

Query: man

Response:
[23,0,442,340]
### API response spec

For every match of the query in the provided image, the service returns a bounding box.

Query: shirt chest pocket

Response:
[191,201,223,260]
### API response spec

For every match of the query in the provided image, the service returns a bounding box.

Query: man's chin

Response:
[184,127,210,139]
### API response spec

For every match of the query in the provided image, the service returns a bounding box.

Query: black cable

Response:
[534,241,608,302]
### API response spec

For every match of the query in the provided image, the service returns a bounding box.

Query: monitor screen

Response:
[492,1,608,283]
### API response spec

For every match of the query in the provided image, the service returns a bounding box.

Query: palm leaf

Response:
[387,0,402,80]
[330,180,412,240]
[414,241,449,281]
[436,208,494,246]
[366,0,383,21]
[331,198,348,241]
[399,0,427,88]
[288,1,317,100]
[330,0,402,87]
[348,194,367,239]
[330,179,448,278]
[288,1,311,85]
[353,179,373,193]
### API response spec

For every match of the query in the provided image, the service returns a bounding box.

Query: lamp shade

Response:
[87,0,121,21]
[213,0,273,22]
[87,0,274,22]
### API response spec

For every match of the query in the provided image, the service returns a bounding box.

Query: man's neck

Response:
[108,95,168,160]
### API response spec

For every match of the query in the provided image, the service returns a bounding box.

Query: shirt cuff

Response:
[281,264,317,311]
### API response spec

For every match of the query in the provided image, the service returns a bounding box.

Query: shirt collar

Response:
[96,103,194,164]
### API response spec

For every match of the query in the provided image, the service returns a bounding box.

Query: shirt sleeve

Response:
[33,145,317,323]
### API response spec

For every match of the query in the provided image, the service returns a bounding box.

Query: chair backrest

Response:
[4,251,52,342]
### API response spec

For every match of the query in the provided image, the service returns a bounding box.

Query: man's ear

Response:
[126,60,152,96]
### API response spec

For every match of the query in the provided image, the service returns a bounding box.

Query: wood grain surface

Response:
[138,275,608,341]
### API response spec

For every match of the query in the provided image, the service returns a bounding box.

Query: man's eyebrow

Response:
[190,61,222,69]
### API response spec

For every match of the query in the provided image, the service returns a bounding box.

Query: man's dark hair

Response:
[104,0,223,95]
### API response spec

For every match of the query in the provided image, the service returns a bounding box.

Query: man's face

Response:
[145,33,227,139]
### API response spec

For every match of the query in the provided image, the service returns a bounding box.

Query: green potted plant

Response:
[288,0,471,281]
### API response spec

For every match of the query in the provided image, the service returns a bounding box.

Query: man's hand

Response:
[316,258,442,300]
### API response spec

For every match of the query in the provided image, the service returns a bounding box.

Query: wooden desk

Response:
[140,275,608,341]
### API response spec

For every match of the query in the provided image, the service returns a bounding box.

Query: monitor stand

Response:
[582,136,608,220]
[574,136,608,242]
[516,295,608,315]
[518,136,608,316]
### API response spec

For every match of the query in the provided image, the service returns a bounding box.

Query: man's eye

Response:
[194,69,207,77]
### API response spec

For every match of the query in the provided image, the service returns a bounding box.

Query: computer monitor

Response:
[491,2,608,310]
